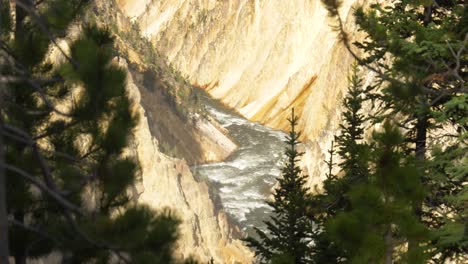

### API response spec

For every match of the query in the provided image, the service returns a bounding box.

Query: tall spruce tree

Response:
[1,1,181,263]
[335,63,369,182]
[308,63,369,263]
[244,109,313,264]
[324,62,369,215]
[321,0,467,260]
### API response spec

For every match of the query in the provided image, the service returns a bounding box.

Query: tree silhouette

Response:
[244,109,313,264]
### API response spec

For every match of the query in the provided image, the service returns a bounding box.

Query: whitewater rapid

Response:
[191,95,287,234]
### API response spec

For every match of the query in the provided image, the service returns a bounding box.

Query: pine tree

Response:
[1,1,181,263]
[306,140,343,264]
[321,0,467,260]
[326,62,369,215]
[327,121,428,264]
[335,63,369,179]
[307,63,369,263]
[244,109,313,264]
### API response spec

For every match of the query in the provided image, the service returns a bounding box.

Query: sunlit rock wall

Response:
[116,0,369,188]
[122,60,253,263]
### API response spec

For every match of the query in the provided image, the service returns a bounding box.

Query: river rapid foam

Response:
[191,95,287,235]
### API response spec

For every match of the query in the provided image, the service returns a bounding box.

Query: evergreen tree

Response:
[327,121,427,264]
[307,140,343,264]
[308,63,369,263]
[244,109,313,264]
[321,0,467,260]
[325,62,370,215]
[335,63,369,181]
[0,1,181,263]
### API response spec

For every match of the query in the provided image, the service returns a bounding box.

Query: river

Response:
[191,94,287,236]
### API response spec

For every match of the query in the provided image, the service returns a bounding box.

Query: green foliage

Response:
[244,109,313,264]
[426,137,468,257]
[330,63,370,212]
[328,121,428,264]
[1,1,184,262]
[320,0,467,261]
[306,64,370,263]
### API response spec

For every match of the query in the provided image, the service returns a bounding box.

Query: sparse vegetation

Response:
[197,9,209,25]
[91,0,207,124]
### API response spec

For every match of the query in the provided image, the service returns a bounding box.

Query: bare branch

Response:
[26,78,72,117]
[1,124,63,191]
[1,123,98,195]
[63,213,131,264]
[8,191,130,263]
[2,163,83,215]
[0,75,62,85]
[0,41,72,118]
[9,218,60,245]
[323,3,399,85]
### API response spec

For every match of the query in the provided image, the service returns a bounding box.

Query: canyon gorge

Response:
[94,0,369,263]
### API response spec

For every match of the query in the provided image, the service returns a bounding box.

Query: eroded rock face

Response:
[116,0,369,189]
[123,60,253,263]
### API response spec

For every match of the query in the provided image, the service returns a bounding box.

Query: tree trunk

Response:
[415,113,428,163]
[384,225,393,264]
[9,2,31,263]
[409,6,432,255]
[0,10,10,256]
[14,255,26,264]
[13,212,26,264]
[0,104,10,264]
[15,0,28,40]
[14,253,26,264]
[409,102,428,252]
[423,5,433,26]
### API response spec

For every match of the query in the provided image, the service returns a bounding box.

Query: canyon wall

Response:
[49,1,254,262]
[116,0,368,188]
[95,0,376,261]
[100,2,253,261]
[122,59,252,263]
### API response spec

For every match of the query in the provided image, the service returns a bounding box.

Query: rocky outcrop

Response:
[115,0,369,188]
[126,61,237,165]
[97,0,382,262]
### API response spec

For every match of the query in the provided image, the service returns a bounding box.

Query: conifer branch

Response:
[320,1,467,100]
[14,0,78,68]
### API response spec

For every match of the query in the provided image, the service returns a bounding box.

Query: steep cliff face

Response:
[116,0,367,187]
[122,59,252,263]
[96,0,238,165]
